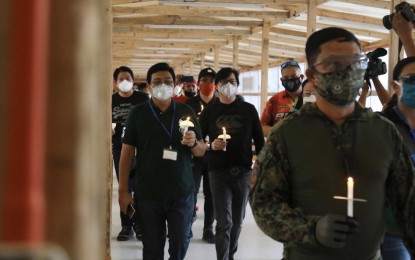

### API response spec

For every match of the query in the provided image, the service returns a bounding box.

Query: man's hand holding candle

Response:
[181,130,197,148]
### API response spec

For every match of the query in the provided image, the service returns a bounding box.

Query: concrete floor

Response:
[110,171,284,260]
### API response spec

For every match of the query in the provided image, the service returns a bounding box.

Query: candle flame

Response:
[187,117,190,121]
[222,127,225,131]
[348,177,353,183]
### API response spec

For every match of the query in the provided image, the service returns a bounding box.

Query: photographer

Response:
[358,76,391,107]
[392,8,415,57]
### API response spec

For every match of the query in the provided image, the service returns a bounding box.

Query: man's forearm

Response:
[191,139,207,157]
[119,144,135,192]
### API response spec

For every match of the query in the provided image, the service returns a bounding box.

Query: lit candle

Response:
[222,127,227,151]
[347,177,354,217]
[179,117,194,135]
[198,105,204,116]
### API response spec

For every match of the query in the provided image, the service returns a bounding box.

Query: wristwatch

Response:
[190,139,198,148]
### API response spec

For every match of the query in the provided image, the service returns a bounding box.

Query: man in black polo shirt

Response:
[185,67,218,243]
[118,62,207,260]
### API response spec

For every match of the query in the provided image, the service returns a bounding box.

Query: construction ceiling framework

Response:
[112,0,414,78]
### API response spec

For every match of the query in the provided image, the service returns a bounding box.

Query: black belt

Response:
[228,166,249,176]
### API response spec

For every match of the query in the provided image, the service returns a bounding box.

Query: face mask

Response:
[314,68,365,107]
[281,78,302,92]
[303,95,316,103]
[199,83,216,96]
[184,90,197,98]
[400,82,415,108]
[173,85,182,96]
[218,83,237,98]
[118,80,133,92]
[152,84,173,101]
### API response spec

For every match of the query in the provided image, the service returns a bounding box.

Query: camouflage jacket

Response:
[249,102,415,259]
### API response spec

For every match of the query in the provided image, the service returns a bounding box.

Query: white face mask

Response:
[152,84,173,101]
[303,94,316,103]
[118,80,133,92]
[218,83,237,98]
[173,85,182,96]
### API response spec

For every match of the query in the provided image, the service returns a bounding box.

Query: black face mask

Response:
[184,90,197,98]
[281,78,302,92]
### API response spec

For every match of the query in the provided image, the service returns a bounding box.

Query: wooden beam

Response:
[270,27,307,38]
[261,18,270,114]
[200,53,205,69]
[113,6,290,18]
[113,41,216,49]
[214,45,219,71]
[112,0,159,6]
[233,35,239,69]
[333,0,391,9]
[316,9,382,26]
[113,16,263,27]
[128,27,252,35]
[307,0,317,38]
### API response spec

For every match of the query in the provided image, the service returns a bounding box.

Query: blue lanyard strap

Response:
[149,101,176,144]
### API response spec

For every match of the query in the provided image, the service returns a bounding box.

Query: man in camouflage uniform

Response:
[249,27,415,260]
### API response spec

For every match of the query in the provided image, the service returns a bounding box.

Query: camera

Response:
[383,1,415,30]
[365,48,387,79]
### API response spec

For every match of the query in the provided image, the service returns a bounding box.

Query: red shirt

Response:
[260,90,299,126]
[172,95,189,103]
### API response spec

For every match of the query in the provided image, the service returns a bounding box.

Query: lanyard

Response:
[149,101,176,146]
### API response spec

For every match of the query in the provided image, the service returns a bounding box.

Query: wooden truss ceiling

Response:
[112,0,414,79]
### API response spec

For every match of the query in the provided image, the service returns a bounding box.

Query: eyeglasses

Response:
[151,80,174,86]
[220,79,238,86]
[281,61,299,71]
[303,90,316,97]
[312,54,368,72]
[398,73,415,84]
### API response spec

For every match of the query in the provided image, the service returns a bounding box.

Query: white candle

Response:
[222,127,227,151]
[347,177,354,217]
[184,117,190,132]
[179,117,193,135]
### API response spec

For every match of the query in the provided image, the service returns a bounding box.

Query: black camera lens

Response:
[382,14,394,30]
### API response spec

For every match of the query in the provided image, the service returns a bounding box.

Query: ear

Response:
[306,68,317,86]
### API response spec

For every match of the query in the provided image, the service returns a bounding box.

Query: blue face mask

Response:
[401,82,415,108]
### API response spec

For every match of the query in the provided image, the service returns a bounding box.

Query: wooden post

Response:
[200,53,205,70]
[307,0,317,38]
[45,0,111,259]
[233,35,239,70]
[388,0,401,94]
[190,58,194,76]
[214,45,219,71]
[260,19,270,114]
[306,0,317,70]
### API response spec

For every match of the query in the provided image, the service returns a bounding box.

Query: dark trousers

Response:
[112,141,135,227]
[136,194,194,260]
[209,168,251,260]
[192,159,215,231]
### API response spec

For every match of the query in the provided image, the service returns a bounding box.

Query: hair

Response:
[113,66,134,81]
[137,82,148,90]
[146,62,176,84]
[392,56,415,80]
[305,27,361,66]
[301,78,309,88]
[215,67,240,86]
